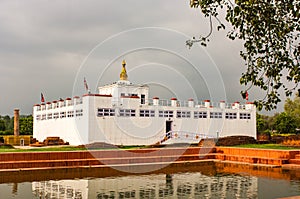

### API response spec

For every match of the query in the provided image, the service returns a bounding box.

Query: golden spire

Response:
[120,60,128,80]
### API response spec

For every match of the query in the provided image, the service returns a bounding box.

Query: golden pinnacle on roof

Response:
[120,60,128,80]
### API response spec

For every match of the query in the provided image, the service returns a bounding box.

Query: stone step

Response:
[0,147,215,162]
[214,154,288,166]
[215,147,299,159]
[0,153,215,163]
[294,154,300,159]
[0,153,288,169]
[277,196,300,199]
[282,164,300,170]
[289,159,300,165]
[218,160,281,168]
[0,154,217,170]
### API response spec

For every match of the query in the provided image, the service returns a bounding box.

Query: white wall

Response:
[33,99,88,145]
[33,88,256,146]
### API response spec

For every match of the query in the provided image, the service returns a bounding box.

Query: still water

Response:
[1,162,300,199]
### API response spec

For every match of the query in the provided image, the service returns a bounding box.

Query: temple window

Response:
[194,111,207,119]
[140,110,155,117]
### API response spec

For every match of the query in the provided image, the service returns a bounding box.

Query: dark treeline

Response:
[0,115,33,135]
[257,94,300,135]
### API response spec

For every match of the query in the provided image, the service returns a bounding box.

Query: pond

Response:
[0,162,300,199]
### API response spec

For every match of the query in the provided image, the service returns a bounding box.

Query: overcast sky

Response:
[0,0,285,116]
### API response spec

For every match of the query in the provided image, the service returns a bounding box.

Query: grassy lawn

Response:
[232,144,300,150]
[0,146,87,153]
[0,143,299,152]
[0,145,145,153]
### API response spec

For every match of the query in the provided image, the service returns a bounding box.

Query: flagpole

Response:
[84,77,89,94]
[41,93,45,104]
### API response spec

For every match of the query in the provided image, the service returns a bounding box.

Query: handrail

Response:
[159,131,216,144]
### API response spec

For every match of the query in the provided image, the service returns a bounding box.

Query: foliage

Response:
[257,113,268,133]
[0,144,14,149]
[0,120,5,131]
[0,115,33,135]
[0,115,13,131]
[233,143,299,150]
[0,130,14,136]
[19,115,33,135]
[0,116,13,135]
[0,146,88,153]
[284,94,300,128]
[189,0,300,111]
[274,112,297,134]
[256,113,275,133]
[257,95,300,134]
[256,113,265,133]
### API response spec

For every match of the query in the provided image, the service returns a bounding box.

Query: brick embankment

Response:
[1,147,300,172]
[215,147,300,167]
[0,161,217,184]
[0,147,216,171]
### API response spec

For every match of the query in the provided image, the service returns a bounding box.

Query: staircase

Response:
[282,154,300,169]
[289,154,300,164]
[1,147,300,171]
[158,131,216,145]
[214,147,298,167]
[0,147,216,171]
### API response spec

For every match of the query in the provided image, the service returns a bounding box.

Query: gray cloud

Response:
[0,0,283,115]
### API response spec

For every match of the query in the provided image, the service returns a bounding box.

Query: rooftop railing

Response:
[146,98,252,110]
[35,95,254,112]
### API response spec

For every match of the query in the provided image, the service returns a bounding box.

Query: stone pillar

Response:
[245,102,254,110]
[73,96,80,105]
[59,99,64,107]
[220,100,225,109]
[14,109,20,136]
[204,100,210,108]
[65,98,72,106]
[188,99,194,108]
[153,97,159,106]
[232,101,240,109]
[171,98,177,107]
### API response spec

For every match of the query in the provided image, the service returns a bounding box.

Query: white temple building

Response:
[33,60,256,146]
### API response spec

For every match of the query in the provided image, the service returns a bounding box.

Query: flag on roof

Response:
[84,77,89,92]
[41,93,45,103]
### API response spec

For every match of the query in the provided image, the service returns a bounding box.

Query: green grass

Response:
[0,145,147,153]
[1,143,299,153]
[232,144,300,150]
[271,133,296,137]
[0,146,87,153]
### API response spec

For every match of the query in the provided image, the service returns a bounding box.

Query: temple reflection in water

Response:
[32,172,257,199]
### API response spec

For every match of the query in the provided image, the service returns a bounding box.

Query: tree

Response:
[188,0,300,110]
[2,115,13,131]
[256,113,275,133]
[0,120,5,131]
[274,112,297,134]
[284,94,300,128]
[256,113,266,133]
[0,115,13,135]
[19,115,33,135]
